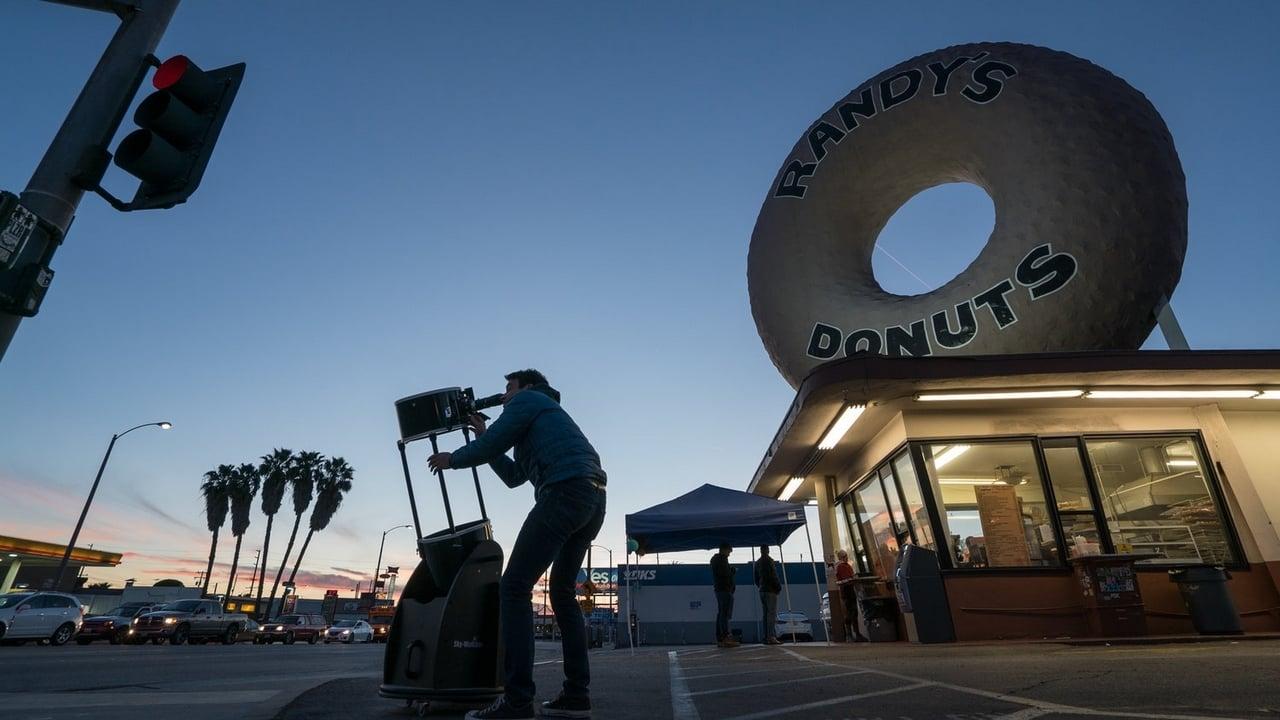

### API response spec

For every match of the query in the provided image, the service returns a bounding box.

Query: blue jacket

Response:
[449,384,606,496]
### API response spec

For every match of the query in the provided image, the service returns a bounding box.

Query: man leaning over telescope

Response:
[429,369,607,720]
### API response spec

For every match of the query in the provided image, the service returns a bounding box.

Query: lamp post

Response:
[588,544,615,612]
[372,524,412,601]
[54,421,171,590]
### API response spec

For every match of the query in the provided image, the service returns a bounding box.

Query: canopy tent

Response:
[624,483,806,553]
[621,484,827,649]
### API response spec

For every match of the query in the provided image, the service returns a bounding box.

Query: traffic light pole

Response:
[0,0,180,363]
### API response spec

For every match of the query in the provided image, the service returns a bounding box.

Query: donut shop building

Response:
[748,350,1280,641]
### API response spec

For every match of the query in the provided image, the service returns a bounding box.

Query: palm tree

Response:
[254,448,294,618]
[199,466,232,595]
[224,463,261,597]
[266,450,321,617]
[287,456,355,588]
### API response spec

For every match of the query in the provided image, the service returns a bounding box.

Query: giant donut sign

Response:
[748,42,1187,388]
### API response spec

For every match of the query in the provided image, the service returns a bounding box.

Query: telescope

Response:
[381,386,506,710]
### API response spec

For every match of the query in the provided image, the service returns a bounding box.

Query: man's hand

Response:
[467,413,487,437]
[428,452,452,473]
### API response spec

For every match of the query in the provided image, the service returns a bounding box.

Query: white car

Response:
[0,592,84,646]
[324,619,374,643]
[775,611,813,642]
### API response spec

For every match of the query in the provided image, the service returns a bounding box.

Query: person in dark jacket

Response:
[710,542,738,647]
[753,545,783,645]
[429,369,607,720]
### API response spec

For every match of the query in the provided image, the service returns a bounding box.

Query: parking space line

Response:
[719,681,934,720]
[995,710,1055,720]
[681,662,821,680]
[684,670,870,697]
[778,648,1250,720]
[668,651,701,720]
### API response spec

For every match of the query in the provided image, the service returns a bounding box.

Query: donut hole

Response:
[871,182,995,297]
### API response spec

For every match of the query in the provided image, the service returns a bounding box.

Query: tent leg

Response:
[750,545,758,643]
[625,550,635,656]
[778,545,795,643]
[802,512,830,646]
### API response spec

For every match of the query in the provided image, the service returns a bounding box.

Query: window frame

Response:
[913,434,1068,573]
[836,444,932,578]
[1079,430,1246,570]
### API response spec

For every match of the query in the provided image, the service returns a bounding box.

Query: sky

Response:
[1,1,1277,598]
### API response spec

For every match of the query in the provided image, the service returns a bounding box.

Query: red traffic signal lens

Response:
[153,55,190,91]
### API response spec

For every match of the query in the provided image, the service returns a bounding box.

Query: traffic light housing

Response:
[112,55,245,210]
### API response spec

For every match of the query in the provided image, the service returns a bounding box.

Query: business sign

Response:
[748,42,1187,387]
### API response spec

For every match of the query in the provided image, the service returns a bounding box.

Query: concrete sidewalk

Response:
[277,638,1280,720]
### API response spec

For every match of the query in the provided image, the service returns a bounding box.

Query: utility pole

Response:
[0,0,180,361]
[245,548,261,598]
[193,569,206,588]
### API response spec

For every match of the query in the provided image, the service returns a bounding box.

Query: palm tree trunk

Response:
[287,529,315,586]
[226,534,244,597]
[254,513,275,619]
[202,527,220,595]
[266,511,303,619]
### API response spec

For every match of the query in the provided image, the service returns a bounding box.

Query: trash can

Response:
[894,545,955,643]
[857,593,898,642]
[1168,566,1243,635]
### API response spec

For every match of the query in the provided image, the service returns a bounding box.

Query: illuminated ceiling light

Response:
[806,499,819,506]
[817,404,866,450]
[916,389,1084,401]
[778,477,805,502]
[938,478,1002,485]
[1255,391,1280,400]
[933,444,971,470]
[1166,459,1199,467]
[1085,389,1259,399]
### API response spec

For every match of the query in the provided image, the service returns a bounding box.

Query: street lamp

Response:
[372,524,412,601]
[587,544,615,613]
[54,421,172,590]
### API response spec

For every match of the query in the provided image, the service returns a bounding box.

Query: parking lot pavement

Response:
[0,640,384,720]
[275,638,1280,720]
[667,639,1280,720]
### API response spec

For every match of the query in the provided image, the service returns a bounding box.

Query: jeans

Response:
[714,590,734,641]
[841,589,861,641]
[760,591,778,640]
[500,480,607,706]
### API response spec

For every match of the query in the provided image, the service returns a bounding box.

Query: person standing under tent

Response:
[834,549,865,642]
[753,545,783,645]
[710,542,738,647]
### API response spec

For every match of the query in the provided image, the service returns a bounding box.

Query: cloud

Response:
[327,522,360,541]
[331,566,367,576]
[128,491,202,533]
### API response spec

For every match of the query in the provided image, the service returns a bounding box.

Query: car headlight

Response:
[104,621,114,628]
[340,630,350,635]
[164,617,176,625]
[132,618,139,626]
[275,625,284,631]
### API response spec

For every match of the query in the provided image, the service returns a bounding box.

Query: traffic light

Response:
[112,55,245,210]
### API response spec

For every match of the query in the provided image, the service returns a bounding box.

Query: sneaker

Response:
[466,697,535,720]
[540,693,591,719]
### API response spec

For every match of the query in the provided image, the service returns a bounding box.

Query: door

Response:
[49,596,76,632]
[8,597,41,637]
[29,595,58,637]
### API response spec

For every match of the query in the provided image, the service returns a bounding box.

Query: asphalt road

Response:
[278,639,1280,720]
[0,639,384,720]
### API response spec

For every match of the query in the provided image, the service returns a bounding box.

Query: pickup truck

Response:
[129,598,249,645]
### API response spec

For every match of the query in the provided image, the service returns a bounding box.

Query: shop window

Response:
[892,451,936,550]
[1043,439,1105,558]
[922,440,1060,568]
[834,496,859,573]
[1084,436,1236,565]
[855,478,899,577]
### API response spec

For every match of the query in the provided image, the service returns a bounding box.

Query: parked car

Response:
[129,598,249,645]
[77,602,160,645]
[324,619,374,644]
[233,618,262,643]
[257,613,327,644]
[775,611,814,642]
[0,592,83,646]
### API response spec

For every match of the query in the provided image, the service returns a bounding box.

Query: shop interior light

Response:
[1255,390,1280,400]
[778,477,805,502]
[817,404,866,450]
[1084,389,1259,399]
[1166,459,1199,467]
[932,444,971,469]
[938,478,1002,485]
[916,389,1084,401]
